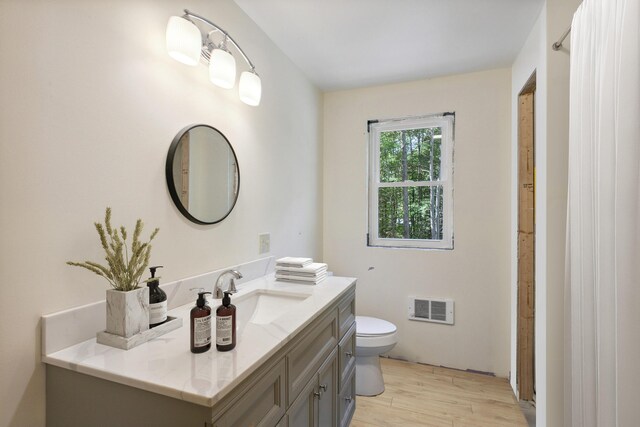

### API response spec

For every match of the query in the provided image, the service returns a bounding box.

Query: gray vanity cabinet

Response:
[215,288,355,427]
[211,291,353,427]
[46,286,356,427]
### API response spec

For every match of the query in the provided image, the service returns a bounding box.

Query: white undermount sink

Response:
[233,289,311,328]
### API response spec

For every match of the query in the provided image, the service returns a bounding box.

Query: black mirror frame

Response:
[165,124,240,225]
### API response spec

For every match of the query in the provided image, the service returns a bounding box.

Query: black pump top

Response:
[222,291,232,307]
[149,265,163,278]
[147,265,163,287]
[196,291,212,308]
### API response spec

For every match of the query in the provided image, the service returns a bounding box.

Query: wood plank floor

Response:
[351,357,528,427]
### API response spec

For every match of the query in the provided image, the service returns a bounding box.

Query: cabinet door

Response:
[317,349,338,427]
[288,374,317,427]
[213,358,286,427]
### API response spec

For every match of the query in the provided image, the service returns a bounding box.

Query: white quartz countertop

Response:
[43,274,356,407]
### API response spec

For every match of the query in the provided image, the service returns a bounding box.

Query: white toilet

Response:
[355,316,398,396]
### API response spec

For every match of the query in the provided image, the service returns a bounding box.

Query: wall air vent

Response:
[408,297,454,325]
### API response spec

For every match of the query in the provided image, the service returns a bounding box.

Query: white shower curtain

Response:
[566,0,640,426]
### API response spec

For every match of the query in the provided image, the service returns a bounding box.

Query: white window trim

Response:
[367,114,454,250]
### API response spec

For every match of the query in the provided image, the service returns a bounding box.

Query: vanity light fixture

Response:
[166,10,262,106]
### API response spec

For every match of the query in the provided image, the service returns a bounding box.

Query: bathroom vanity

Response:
[43,271,356,427]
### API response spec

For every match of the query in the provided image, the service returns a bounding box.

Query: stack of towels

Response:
[275,257,328,285]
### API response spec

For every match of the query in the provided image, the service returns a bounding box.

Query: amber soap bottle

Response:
[190,291,212,353]
[216,291,236,351]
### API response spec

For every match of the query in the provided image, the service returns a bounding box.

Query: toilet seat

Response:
[356,316,397,336]
[355,316,398,349]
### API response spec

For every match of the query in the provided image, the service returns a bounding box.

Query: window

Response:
[368,114,454,249]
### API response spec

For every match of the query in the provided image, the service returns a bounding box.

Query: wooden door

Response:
[517,74,536,401]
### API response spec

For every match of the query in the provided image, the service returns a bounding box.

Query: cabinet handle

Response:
[345,396,353,403]
[314,384,328,400]
[345,352,353,357]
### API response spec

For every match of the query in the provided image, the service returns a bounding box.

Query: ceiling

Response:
[234,0,544,91]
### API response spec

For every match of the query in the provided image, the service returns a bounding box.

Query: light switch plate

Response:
[259,233,270,254]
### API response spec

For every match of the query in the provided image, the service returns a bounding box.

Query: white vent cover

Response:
[408,297,454,325]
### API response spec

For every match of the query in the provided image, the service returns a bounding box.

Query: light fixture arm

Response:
[183,9,256,72]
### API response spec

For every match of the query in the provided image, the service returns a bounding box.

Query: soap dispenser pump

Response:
[216,291,236,352]
[147,266,167,328]
[191,290,212,353]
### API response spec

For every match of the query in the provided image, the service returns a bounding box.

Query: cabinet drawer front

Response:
[338,367,356,427]
[213,358,286,427]
[337,291,355,340]
[288,309,338,404]
[338,322,356,391]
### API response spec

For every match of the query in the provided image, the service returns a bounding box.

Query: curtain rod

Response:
[552,26,572,51]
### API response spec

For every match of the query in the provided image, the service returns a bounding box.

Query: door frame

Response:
[516,72,536,402]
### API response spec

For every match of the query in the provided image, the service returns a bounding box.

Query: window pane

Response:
[378,185,444,240]
[379,128,442,183]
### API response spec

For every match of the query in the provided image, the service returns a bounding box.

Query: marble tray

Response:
[96,316,183,350]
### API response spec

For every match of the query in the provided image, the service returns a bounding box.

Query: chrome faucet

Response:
[214,269,243,298]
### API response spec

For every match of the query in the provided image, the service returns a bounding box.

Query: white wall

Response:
[0,1,322,426]
[509,1,581,425]
[323,69,512,377]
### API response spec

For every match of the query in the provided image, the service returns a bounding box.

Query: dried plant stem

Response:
[67,207,159,292]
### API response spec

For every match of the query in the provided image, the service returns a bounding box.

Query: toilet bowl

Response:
[355,316,397,396]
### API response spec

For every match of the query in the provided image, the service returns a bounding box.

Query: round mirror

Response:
[166,124,240,225]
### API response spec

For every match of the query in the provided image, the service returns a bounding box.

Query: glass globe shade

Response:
[209,49,236,89]
[239,71,262,106]
[166,16,202,66]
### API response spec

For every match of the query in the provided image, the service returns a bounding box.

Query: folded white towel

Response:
[276,272,327,282]
[275,257,313,268]
[276,275,327,285]
[276,262,328,274]
[275,270,325,278]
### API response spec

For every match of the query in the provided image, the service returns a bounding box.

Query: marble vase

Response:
[105,287,149,338]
